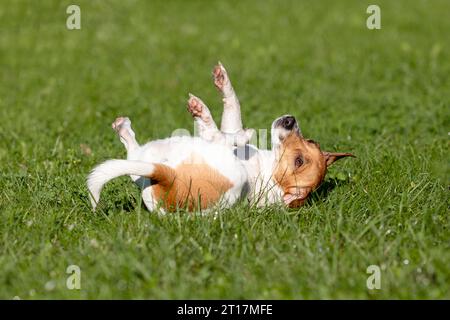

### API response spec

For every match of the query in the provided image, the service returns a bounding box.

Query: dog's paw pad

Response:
[213,63,228,91]
[187,95,209,122]
[187,97,202,117]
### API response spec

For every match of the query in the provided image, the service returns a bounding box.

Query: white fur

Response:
[233,146,284,206]
[88,135,248,212]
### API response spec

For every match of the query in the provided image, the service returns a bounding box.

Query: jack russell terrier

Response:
[88,63,354,213]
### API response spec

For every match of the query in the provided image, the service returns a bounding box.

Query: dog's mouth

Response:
[282,186,310,205]
[283,192,309,207]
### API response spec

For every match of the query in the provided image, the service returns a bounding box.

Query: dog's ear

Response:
[323,152,355,167]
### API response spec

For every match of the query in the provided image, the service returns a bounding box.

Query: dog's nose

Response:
[281,116,296,130]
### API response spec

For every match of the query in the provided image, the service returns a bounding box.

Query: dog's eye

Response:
[295,156,304,168]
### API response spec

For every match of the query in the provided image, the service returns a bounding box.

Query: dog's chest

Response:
[234,146,284,205]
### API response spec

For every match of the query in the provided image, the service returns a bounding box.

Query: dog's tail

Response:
[87,159,156,210]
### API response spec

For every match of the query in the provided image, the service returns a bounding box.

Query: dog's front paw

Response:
[187,94,211,123]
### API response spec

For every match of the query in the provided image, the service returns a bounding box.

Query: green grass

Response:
[0,0,449,299]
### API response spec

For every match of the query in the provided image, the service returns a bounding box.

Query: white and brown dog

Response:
[88,63,354,213]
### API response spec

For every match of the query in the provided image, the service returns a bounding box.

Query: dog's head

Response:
[271,115,354,208]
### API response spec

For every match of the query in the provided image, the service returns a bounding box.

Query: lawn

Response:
[0,0,448,299]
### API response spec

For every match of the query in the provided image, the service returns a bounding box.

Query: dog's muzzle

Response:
[273,115,300,134]
[275,115,296,130]
[271,115,302,146]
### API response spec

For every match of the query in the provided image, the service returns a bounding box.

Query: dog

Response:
[87,63,354,213]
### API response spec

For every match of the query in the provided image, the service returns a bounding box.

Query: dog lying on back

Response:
[87,63,354,213]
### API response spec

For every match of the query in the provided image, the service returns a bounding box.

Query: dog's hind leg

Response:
[112,117,139,153]
[213,63,253,145]
[112,117,145,186]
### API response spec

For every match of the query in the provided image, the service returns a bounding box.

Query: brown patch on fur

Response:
[273,133,327,208]
[150,158,233,212]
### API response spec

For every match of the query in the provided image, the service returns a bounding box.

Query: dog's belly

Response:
[129,136,248,212]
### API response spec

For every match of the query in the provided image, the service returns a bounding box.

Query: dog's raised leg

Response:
[187,94,226,144]
[213,63,254,145]
[111,117,158,212]
[112,117,139,153]
[213,62,242,133]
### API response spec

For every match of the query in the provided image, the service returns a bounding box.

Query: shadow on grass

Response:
[306,178,352,206]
